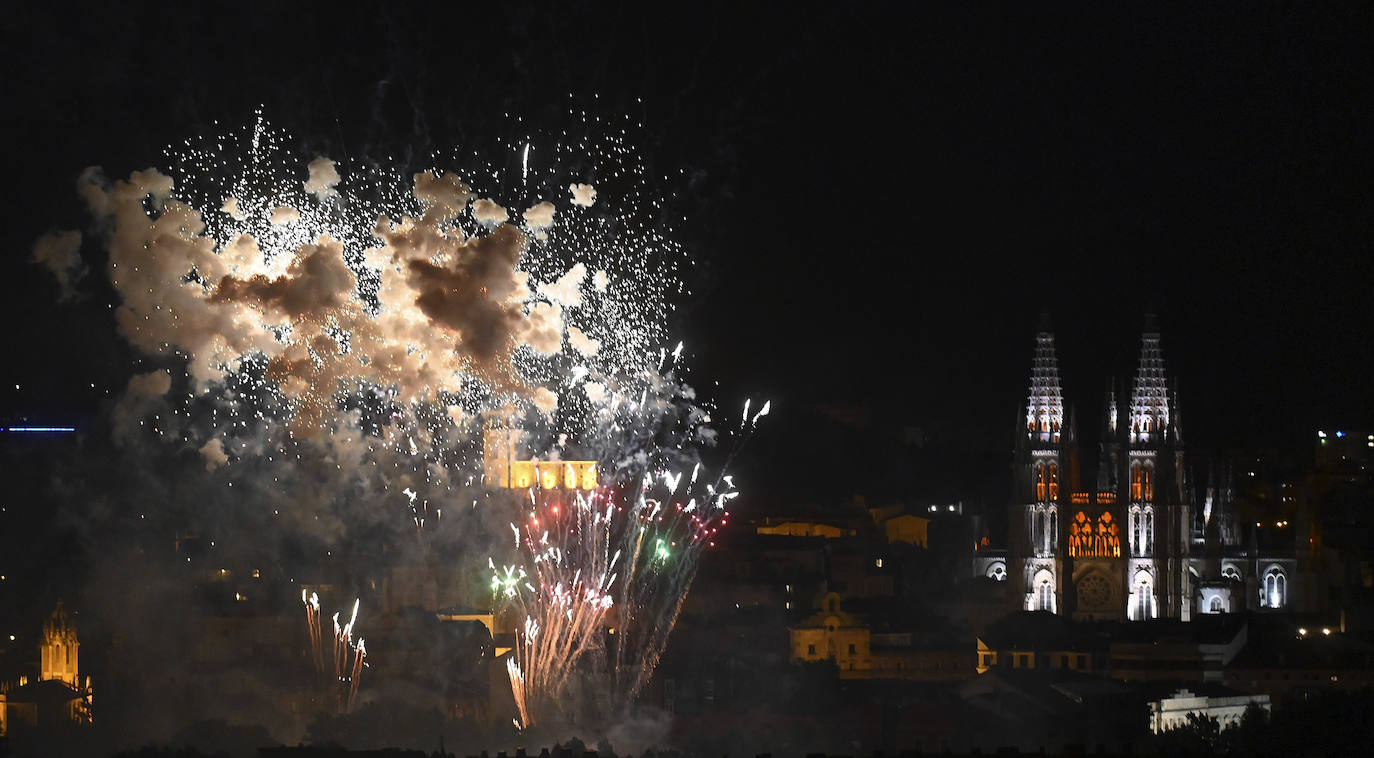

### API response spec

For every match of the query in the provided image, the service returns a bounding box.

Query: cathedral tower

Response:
[41,600,79,687]
[1121,314,1191,621]
[1011,314,1069,613]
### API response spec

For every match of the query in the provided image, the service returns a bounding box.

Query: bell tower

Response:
[1122,313,1190,620]
[41,600,79,687]
[1011,313,1068,613]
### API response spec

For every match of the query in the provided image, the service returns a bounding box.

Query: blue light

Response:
[1,427,76,433]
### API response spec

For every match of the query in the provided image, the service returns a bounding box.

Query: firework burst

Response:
[59,110,759,731]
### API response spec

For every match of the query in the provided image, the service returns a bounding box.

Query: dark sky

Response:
[4,2,1372,505]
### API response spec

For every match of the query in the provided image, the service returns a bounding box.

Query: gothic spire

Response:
[1025,313,1064,445]
[1129,313,1170,444]
[1104,378,1119,437]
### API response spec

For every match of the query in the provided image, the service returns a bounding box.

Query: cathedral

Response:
[978,314,1303,622]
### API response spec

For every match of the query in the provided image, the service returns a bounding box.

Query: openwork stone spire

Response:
[1129,314,1170,444]
[1025,315,1064,445]
[1105,381,1118,436]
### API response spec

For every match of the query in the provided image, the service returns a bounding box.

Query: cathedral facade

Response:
[987,315,1301,622]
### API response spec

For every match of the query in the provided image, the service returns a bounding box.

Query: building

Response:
[790,593,972,680]
[1002,314,1308,621]
[1149,686,1271,734]
[0,602,93,734]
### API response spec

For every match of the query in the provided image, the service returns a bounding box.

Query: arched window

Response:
[1048,463,1059,501]
[1099,512,1121,557]
[1264,567,1287,609]
[1032,508,1044,556]
[1049,508,1058,553]
[1129,506,1140,554]
[1143,467,1154,503]
[986,562,1007,581]
[1131,572,1155,620]
[1131,464,1143,501]
[1143,507,1154,554]
[1222,564,1241,582]
[1209,596,1224,613]
[1030,569,1056,613]
[1036,463,1046,501]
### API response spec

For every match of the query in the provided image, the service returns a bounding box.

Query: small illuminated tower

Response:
[1011,313,1068,613]
[482,426,521,488]
[41,600,79,687]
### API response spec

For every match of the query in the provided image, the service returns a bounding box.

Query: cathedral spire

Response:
[42,599,80,687]
[1025,313,1064,445]
[1128,313,1169,444]
[1104,378,1119,437]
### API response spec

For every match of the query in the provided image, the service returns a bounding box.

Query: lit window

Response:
[1265,568,1287,609]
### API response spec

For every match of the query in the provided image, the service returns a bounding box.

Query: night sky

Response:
[4,2,1373,506]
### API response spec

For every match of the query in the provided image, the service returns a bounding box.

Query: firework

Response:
[57,112,758,731]
[492,395,765,727]
[492,488,619,726]
[331,599,366,713]
[302,592,367,713]
[302,590,324,673]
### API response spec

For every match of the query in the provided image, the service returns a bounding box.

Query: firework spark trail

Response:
[506,657,529,728]
[348,639,366,712]
[605,407,760,709]
[301,590,324,673]
[492,394,765,726]
[328,599,365,713]
[494,487,618,726]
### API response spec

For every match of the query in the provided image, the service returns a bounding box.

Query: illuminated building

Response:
[789,593,971,680]
[0,602,93,732]
[1149,687,1270,734]
[1005,314,1305,621]
[40,600,80,687]
[482,428,598,491]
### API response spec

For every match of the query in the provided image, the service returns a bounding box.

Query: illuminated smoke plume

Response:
[569,183,597,207]
[304,157,341,199]
[32,229,86,300]
[522,201,556,229]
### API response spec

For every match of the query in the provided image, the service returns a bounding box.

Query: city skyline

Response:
[2,3,1373,756]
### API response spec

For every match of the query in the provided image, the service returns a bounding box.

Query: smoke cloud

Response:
[523,201,556,229]
[199,438,229,470]
[222,197,247,221]
[566,326,599,357]
[270,205,301,225]
[304,157,341,199]
[471,198,508,225]
[32,229,86,300]
[569,183,597,207]
[42,120,725,754]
